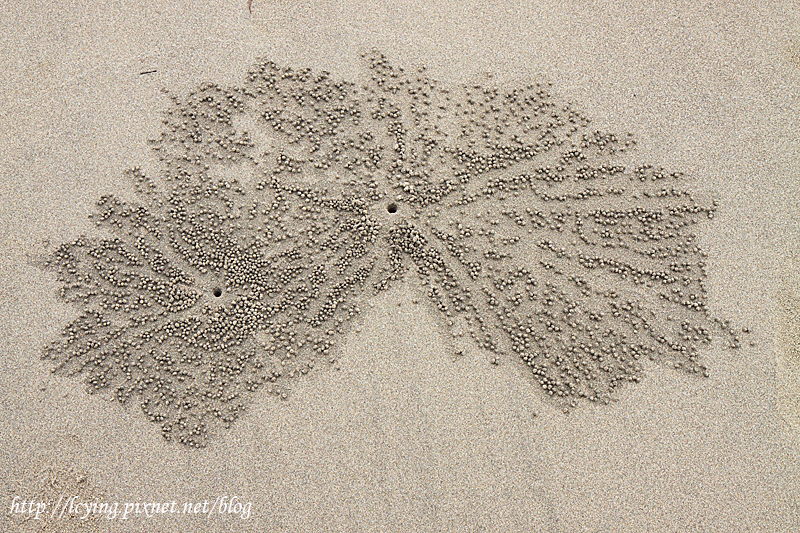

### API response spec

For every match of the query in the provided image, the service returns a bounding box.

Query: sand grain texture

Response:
[1,1,798,532]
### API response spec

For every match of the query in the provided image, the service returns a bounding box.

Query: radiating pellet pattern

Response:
[41,50,741,445]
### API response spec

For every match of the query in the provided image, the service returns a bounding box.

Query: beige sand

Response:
[1,1,798,531]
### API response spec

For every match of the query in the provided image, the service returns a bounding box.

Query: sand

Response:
[1,1,798,531]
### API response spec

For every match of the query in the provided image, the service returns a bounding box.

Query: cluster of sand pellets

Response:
[39,50,744,447]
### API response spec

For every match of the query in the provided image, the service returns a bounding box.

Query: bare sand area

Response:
[1,1,798,532]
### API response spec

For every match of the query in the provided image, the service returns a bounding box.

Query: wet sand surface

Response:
[1,1,799,532]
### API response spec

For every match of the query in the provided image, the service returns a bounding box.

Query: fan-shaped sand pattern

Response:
[40,50,742,447]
